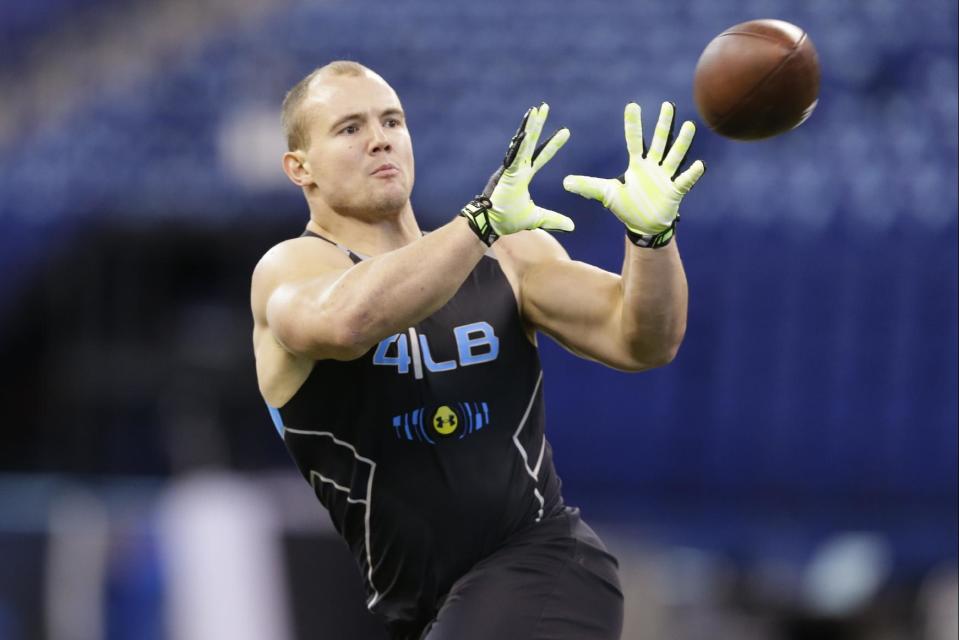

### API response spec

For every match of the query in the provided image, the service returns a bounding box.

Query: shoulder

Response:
[493,229,571,280]
[250,236,354,320]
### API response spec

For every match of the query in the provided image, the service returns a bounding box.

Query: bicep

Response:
[264,276,330,349]
[251,242,359,360]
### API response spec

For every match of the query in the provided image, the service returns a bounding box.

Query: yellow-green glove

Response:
[563,102,705,248]
[460,103,574,245]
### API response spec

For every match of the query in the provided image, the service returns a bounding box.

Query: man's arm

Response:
[252,217,488,362]
[507,101,704,371]
[498,231,686,371]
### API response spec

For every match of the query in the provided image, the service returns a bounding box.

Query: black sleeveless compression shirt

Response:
[266,231,565,626]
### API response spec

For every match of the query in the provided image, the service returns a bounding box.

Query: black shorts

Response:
[390,507,624,640]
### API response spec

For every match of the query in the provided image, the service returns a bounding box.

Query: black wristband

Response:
[626,219,677,249]
[459,196,499,246]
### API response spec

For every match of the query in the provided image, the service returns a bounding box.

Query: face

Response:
[293,72,415,219]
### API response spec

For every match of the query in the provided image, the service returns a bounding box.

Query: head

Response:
[281,61,414,221]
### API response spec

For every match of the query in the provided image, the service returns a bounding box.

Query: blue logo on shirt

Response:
[392,402,490,444]
[373,321,499,377]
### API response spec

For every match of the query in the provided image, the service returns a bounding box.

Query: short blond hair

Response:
[281,60,372,151]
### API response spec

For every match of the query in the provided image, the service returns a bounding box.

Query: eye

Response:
[340,124,359,135]
[384,118,401,128]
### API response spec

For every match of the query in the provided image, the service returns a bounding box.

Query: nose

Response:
[368,123,391,154]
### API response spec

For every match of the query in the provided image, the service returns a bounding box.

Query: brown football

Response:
[693,19,820,141]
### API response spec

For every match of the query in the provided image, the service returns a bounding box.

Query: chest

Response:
[368,256,525,381]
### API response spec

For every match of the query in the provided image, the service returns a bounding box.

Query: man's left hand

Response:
[563,102,705,237]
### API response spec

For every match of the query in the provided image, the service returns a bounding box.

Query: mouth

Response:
[371,163,400,177]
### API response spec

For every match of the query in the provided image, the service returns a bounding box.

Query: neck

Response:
[305,200,421,256]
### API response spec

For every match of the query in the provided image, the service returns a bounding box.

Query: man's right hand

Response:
[460,103,574,245]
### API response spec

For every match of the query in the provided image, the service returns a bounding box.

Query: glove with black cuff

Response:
[460,103,574,246]
[563,101,705,248]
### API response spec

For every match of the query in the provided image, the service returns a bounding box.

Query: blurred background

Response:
[0,0,956,638]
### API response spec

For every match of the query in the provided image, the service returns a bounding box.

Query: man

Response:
[251,60,705,639]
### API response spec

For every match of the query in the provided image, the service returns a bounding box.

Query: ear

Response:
[282,150,313,187]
